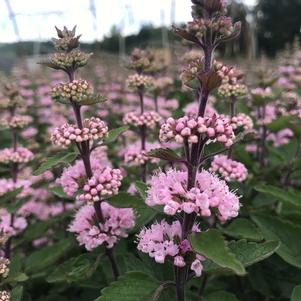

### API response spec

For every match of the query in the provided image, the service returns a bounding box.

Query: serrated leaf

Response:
[135,181,149,200]
[206,291,239,301]
[94,272,160,301]
[291,284,301,301]
[228,240,280,267]
[255,185,301,209]
[190,229,246,275]
[252,214,301,268]
[105,126,129,143]
[146,148,184,163]
[220,218,263,241]
[33,152,78,175]
[11,285,23,301]
[25,238,74,273]
[47,254,96,283]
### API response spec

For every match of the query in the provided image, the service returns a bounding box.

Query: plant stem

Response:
[175,40,214,301]
[138,88,147,182]
[69,70,119,280]
[228,96,236,158]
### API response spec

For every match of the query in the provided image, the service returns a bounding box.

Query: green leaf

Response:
[206,291,239,301]
[49,186,70,199]
[267,116,297,132]
[228,240,280,267]
[220,218,263,241]
[146,148,184,163]
[107,192,143,208]
[291,284,301,301]
[252,213,301,268]
[46,254,96,283]
[105,126,129,143]
[25,238,74,273]
[33,152,78,175]
[11,285,23,301]
[94,272,160,301]
[8,253,22,279]
[135,181,149,200]
[0,188,23,205]
[255,185,301,209]
[190,229,246,275]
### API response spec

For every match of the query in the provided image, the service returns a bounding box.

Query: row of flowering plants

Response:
[0,0,301,300]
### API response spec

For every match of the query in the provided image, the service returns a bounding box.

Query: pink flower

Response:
[137,220,204,276]
[146,169,240,221]
[0,147,34,164]
[68,202,135,251]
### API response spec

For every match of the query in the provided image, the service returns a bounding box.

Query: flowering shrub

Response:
[0,1,300,301]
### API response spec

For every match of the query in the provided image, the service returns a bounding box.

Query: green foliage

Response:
[291,284,301,301]
[94,272,160,301]
[105,126,129,143]
[220,218,263,241]
[205,291,239,301]
[252,214,301,268]
[33,152,78,175]
[190,230,246,275]
[25,239,75,274]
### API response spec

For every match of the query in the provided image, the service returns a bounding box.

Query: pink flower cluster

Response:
[0,115,32,129]
[123,142,160,166]
[230,113,254,132]
[210,155,248,182]
[77,167,123,203]
[0,147,34,164]
[68,202,135,250]
[0,208,27,238]
[137,220,204,276]
[0,179,32,198]
[267,128,294,147]
[146,169,240,221]
[159,115,234,147]
[51,117,108,147]
[123,111,162,129]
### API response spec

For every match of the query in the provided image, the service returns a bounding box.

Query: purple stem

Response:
[69,70,119,280]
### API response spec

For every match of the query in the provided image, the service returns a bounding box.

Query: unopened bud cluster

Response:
[0,115,32,129]
[77,168,123,203]
[0,147,34,164]
[230,113,254,132]
[218,83,247,98]
[126,74,153,90]
[210,155,248,182]
[127,48,153,71]
[159,115,234,147]
[50,50,92,69]
[0,257,10,278]
[51,117,108,147]
[51,80,93,103]
[123,111,162,129]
